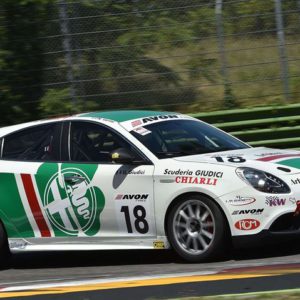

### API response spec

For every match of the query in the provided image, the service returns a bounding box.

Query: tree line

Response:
[0,0,298,124]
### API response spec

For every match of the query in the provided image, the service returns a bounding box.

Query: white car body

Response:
[0,111,299,261]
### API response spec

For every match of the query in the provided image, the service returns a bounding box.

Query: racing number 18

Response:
[121,205,149,234]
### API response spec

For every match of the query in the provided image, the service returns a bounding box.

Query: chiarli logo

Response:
[175,176,218,185]
[235,219,260,230]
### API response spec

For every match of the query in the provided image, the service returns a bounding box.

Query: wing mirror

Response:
[111,148,135,164]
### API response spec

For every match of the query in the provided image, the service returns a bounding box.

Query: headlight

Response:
[236,167,290,194]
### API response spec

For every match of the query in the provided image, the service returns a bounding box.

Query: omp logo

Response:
[235,219,260,231]
[115,194,149,201]
[43,167,100,236]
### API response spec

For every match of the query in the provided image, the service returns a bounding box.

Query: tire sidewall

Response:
[0,222,10,267]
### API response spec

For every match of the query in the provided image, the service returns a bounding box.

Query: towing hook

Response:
[293,201,300,217]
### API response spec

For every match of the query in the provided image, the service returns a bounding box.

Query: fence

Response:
[192,103,300,150]
[0,0,300,122]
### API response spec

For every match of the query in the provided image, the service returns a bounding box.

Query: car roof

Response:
[0,110,181,137]
[77,110,175,122]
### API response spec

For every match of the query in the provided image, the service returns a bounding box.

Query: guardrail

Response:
[190,103,300,150]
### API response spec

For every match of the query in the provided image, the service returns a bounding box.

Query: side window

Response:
[2,123,60,161]
[70,122,135,163]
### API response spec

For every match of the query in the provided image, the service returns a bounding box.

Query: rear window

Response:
[2,124,58,161]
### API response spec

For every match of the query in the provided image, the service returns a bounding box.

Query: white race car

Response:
[0,111,299,262]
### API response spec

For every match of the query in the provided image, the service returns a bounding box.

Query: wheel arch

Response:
[163,191,231,239]
[0,209,20,239]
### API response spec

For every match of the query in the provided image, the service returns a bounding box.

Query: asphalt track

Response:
[1,239,300,299]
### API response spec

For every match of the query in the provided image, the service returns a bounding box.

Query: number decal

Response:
[120,206,133,233]
[133,205,149,234]
[121,205,149,234]
[215,156,246,163]
[215,156,224,162]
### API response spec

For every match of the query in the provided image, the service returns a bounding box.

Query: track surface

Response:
[1,240,300,299]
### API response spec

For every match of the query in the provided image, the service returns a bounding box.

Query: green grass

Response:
[149,36,300,113]
[163,289,300,300]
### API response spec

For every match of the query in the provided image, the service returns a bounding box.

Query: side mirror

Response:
[111,148,135,164]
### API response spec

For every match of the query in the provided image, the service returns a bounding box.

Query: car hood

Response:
[173,147,300,175]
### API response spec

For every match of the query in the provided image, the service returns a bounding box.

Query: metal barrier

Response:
[191,103,300,149]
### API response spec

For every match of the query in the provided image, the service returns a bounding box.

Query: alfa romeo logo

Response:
[39,165,105,236]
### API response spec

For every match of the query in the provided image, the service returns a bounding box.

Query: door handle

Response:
[64,175,85,185]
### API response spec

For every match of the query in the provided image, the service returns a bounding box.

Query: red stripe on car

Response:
[257,154,300,162]
[21,174,51,237]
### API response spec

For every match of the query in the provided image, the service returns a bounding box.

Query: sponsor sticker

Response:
[265,196,286,207]
[175,176,218,186]
[133,126,151,136]
[116,169,145,175]
[142,114,179,124]
[291,178,300,185]
[226,196,256,206]
[131,120,142,127]
[235,219,260,231]
[232,208,264,215]
[9,240,27,250]
[153,241,165,249]
[115,194,149,202]
[131,115,179,128]
[114,193,153,235]
[255,152,283,157]
[164,169,223,178]
[290,197,298,204]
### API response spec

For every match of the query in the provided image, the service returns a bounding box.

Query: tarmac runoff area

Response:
[1,263,300,299]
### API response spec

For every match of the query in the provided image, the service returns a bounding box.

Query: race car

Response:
[0,110,300,262]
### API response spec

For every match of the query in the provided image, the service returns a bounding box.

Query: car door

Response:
[0,122,63,239]
[56,120,156,240]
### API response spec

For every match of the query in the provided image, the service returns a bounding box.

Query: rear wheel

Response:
[167,195,228,262]
[0,222,10,268]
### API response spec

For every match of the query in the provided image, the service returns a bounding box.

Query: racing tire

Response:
[0,222,10,268]
[167,195,228,262]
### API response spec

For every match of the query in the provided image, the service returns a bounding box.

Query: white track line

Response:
[0,270,217,292]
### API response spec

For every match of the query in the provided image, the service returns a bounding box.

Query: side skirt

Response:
[8,237,170,252]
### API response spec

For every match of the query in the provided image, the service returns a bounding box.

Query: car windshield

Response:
[130,119,249,159]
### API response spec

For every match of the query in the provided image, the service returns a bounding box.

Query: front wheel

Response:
[167,195,228,262]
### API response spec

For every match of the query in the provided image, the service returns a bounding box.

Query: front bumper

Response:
[233,212,300,248]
